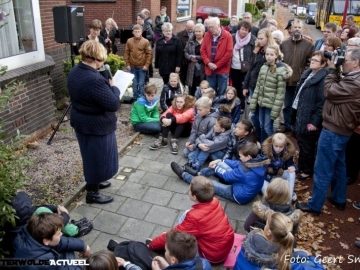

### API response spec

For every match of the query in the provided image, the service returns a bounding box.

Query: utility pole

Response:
[341,0,350,27]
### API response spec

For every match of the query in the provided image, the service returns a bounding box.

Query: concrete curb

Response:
[63,132,141,208]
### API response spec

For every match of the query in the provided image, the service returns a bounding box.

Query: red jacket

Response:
[161,106,195,125]
[200,27,233,76]
[149,197,234,263]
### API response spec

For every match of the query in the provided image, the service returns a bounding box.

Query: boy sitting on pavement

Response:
[186,116,232,174]
[172,142,270,205]
[13,213,91,268]
[184,97,219,158]
[148,176,234,264]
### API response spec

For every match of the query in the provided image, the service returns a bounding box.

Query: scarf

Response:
[160,14,167,22]
[234,32,251,51]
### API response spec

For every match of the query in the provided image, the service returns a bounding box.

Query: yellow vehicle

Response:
[315,0,360,30]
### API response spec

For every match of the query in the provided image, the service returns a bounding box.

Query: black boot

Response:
[86,184,113,204]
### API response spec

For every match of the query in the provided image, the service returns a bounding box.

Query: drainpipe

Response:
[228,0,232,17]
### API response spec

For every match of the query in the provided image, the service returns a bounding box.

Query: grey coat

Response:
[184,38,205,87]
[188,109,219,146]
[195,129,232,153]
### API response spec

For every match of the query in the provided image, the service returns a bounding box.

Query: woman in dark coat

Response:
[68,40,120,204]
[230,21,256,111]
[184,23,205,96]
[155,22,183,84]
[154,6,170,43]
[291,51,327,180]
[100,18,120,54]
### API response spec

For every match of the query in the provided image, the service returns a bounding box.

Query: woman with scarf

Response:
[230,21,256,111]
[154,6,170,44]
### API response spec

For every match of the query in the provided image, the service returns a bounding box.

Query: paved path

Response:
[69,78,256,267]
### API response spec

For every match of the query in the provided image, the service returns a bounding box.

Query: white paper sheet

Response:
[113,70,134,100]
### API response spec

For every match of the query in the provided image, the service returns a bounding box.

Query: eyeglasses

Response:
[324,43,332,46]
[310,58,321,62]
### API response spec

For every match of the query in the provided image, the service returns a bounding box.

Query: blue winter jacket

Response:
[213,96,241,125]
[13,226,85,270]
[166,256,212,270]
[215,155,270,204]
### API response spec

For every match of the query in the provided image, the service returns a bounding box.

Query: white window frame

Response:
[1,0,45,71]
[177,0,192,22]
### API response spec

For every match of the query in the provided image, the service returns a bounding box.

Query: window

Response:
[0,0,45,70]
[203,7,213,13]
[214,8,224,14]
[177,0,192,21]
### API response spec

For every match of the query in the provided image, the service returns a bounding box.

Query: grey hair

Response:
[349,38,360,47]
[162,22,173,31]
[292,19,304,27]
[243,12,252,18]
[208,17,220,26]
[194,23,205,33]
[272,30,284,43]
[347,15,354,21]
[348,48,360,62]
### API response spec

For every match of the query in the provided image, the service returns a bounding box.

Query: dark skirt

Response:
[76,131,118,184]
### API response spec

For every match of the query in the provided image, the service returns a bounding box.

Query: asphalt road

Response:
[303,21,323,41]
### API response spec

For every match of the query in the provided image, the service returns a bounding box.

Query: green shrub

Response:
[0,74,29,257]
[254,6,261,15]
[220,18,230,26]
[298,13,306,19]
[245,3,255,14]
[63,53,126,78]
[256,0,265,10]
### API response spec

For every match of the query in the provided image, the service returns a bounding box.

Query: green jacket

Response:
[130,96,160,125]
[249,61,292,120]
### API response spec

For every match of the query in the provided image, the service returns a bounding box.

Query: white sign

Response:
[178,0,190,5]
[113,70,134,100]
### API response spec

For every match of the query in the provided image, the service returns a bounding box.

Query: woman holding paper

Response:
[68,40,120,205]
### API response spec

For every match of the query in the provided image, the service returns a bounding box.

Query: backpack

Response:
[108,240,153,270]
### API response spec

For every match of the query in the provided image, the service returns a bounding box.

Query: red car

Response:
[196,6,228,24]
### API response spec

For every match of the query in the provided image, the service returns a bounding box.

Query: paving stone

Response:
[118,218,156,241]
[138,159,166,173]
[116,182,148,200]
[225,201,252,221]
[69,204,102,221]
[142,187,173,206]
[139,172,169,188]
[150,225,171,238]
[137,148,162,159]
[92,210,127,234]
[168,193,193,211]
[89,232,124,253]
[228,219,238,232]
[79,229,100,247]
[105,179,126,194]
[126,146,143,156]
[87,193,126,213]
[117,198,152,219]
[119,156,144,168]
[144,205,179,227]
[159,165,179,177]
[162,176,189,193]
[127,170,146,183]
[157,151,182,164]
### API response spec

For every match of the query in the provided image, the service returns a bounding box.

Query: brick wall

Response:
[0,57,56,143]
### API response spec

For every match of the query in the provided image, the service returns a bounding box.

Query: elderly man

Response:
[177,20,195,85]
[314,22,337,51]
[200,17,233,96]
[279,19,314,133]
[242,12,259,37]
[296,48,360,215]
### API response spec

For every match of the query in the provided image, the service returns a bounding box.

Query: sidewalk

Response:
[68,78,257,267]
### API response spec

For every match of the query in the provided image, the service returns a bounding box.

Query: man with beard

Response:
[279,19,314,133]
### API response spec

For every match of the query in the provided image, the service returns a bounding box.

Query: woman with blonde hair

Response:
[243,178,302,237]
[235,213,324,270]
[100,18,120,54]
[68,40,120,204]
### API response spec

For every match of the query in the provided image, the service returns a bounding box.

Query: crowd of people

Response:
[5,6,360,270]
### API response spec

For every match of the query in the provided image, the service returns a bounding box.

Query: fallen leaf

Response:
[340,242,349,249]
[347,217,354,223]
[75,201,83,209]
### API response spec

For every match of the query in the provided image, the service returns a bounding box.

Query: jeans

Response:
[131,67,146,99]
[261,170,295,200]
[206,73,229,96]
[258,106,274,143]
[188,150,224,170]
[212,180,236,202]
[283,85,297,129]
[307,128,350,212]
[133,122,162,134]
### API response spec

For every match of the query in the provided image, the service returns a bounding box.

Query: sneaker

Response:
[353,202,360,210]
[71,217,89,227]
[145,238,152,246]
[76,220,93,237]
[292,192,297,202]
[171,162,185,179]
[150,136,167,150]
[170,139,178,154]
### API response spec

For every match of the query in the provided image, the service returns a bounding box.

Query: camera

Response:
[324,47,345,66]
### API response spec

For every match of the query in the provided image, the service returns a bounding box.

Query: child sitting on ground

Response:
[183,97,219,158]
[186,116,232,174]
[213,86,242,127]
[262,133,298,201]
[14,213,91,265]
[194,80,210,100]
[234,213,324,270]
[160,73,182,112]
[130,83,162,134]
[223,119,258,161]
[148,176,234,264]
[243,178,302,241]
[150,94,195,155]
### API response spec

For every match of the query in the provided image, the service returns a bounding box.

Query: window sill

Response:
[177,16,192,23]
